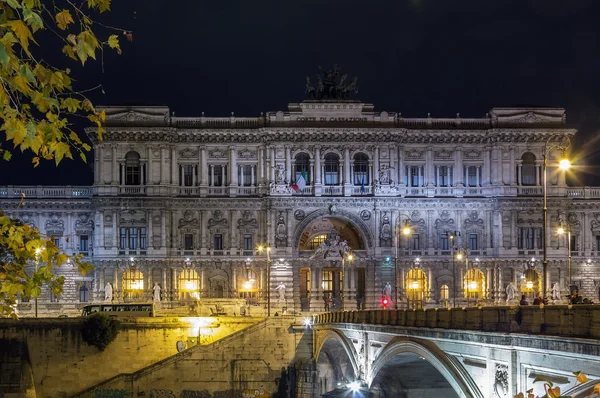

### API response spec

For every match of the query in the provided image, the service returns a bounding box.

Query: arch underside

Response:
[315,331,358,395]
[368,337,483,398]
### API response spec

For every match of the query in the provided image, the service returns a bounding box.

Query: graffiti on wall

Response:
[94,390,132,398]
[241,389,270,398]
[149,389,176,398]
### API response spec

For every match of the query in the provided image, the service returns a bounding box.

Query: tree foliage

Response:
[0,0,130,165]
[0,208,93,317]
[81,312,120,351]
[0,0,129,316]
[513,371,600,398]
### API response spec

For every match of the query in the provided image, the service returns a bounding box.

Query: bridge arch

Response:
[368,337,484,398]
[314,330,360,392]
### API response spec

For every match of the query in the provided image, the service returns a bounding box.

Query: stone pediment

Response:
[490,108,566,127]
[100,106,170,127]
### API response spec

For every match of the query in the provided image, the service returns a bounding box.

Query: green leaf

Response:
[532,375,552,387]
[4,0,21,9]
[22,8,44,33]
[0,43,10,68]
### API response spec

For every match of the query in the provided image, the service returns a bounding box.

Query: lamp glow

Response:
[402,226,411,235]
[559,158,571,170]
[303,318,312,327]
[557,226,565,235]
[348,381,361,392]
[526,281,533,289]
[410,281,419,290]
[469,281,477,290]
[347,254,353,261]
[456,253,463,260]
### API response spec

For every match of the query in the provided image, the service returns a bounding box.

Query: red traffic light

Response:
[382,297,389,307]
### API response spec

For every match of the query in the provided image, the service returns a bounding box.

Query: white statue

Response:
[275,283,286,301]
[153,282,161,302]
[274,164,285,184]
[104,282,113,302]
[383,282,392,300]
[505,282,516,303]
[551,283,561,301]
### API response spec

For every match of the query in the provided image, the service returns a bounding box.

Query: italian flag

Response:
[292,170,307,192]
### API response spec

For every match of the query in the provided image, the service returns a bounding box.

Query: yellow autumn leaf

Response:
[88,0,111,13]
[12,74,32,94]
[4,118,27,146]
[61,97,81,113]
[31,156,40,167]
[62,44,77,60]
[576,372,588,383]
[55,10,74,30]
[513,393,524,398]
[547,386,560,398]
[2,20,37,56]
[107,34,119,49]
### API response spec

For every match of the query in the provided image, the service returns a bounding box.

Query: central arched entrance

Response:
[294,212,369,312]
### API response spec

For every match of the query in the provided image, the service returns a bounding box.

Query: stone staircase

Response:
[72,316,304,397]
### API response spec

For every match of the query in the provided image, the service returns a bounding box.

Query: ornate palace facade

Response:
[2,99,599,316]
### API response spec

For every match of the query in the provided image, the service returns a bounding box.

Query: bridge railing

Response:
[314,305,600,338]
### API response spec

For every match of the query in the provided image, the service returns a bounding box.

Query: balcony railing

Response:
[323,185,343,196]
[119,186,147,195]
[237,186,259,195]
[0,186,94,198]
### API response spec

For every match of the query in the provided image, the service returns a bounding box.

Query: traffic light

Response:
[381,296,389,309]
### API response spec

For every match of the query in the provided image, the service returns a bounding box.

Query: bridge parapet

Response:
[314,304,600,338]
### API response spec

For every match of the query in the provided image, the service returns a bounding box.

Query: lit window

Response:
[309,234,327,250]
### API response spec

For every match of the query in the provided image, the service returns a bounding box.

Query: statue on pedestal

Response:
[104,282,113,302]
[153,282,162,302]
[275,283,286,302]
[505,282,516,303]
[551,283,561,302]
[382,282,392,301]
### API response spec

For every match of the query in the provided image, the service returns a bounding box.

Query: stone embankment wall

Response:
[74,317,312,398]
[315,304,600,338]
[0,316,266,397]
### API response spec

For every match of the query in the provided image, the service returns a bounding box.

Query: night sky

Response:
[3,0,600,185]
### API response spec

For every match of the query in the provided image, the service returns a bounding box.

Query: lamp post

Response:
[456,249,469,307]
[394,214,412,309]
[257,245,271,316]
[557,223,572,288]
[34,247,43,318]
[542,133,571,298]
[341,252,353,310]
[445,231,460,308]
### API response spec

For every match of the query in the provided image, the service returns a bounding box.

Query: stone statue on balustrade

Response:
[153,282,162,302]
[551,283,561,302]
[275,283,286,302]
[505,282,516,303]
[382,282,392,301]
[104,282,113,302]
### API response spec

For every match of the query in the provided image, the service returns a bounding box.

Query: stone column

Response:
[427,267,433,301]
[535,163,541,186]
[160,145,166,185]
[455,147,464,187]
[161,212,166,249]
[344,147,352,196]
[497,145,504,185]
[171,146,177,186]
[373,147,380,183]
[172,268,178,302]
[112,145,118,184]
[112,211,118,249]
[509,146,516,185]
[426,146,434,186]
[314,146,322,196]
[285,146,292,184]
[399,146,405,186]
[147,146,153,185]
[229,146,238,186]
[517,163,522,186]
[97,145,103,185]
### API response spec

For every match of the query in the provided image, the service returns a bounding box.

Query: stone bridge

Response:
[312,305,600,398]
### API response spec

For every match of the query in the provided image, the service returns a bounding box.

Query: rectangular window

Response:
[140,228,147,249]
[214,234,223,250]
[243,234,253,251]
[240,165,253,186]
[79,283,89,302]
[125,165,140,185]
[440,234,449,251]
[322,271,333,291]
[184,234,194,250]
[211,165,227,187]
[50,291,59,303]
[120,227,127,249]
[570,234,577,252]
[411,234,420,250]
[438,166,453,187]
[469,233,478,251]
[128,227,139,249]
[596,236,600,251]
[518,227,542,250]
[324,166,339,185]
[79,235,89,252]
[183,165,194,186]
[407,166,422,187]
[466,166,479,187]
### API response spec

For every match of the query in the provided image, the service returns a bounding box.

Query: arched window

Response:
[295,153,311,184]
[406,268,427,309]
[122,269,144,300]
[309,234,327,250]
[353,153,369,185]
[125,151,141,185]
[324,153,339,185]
[179,269,200,300]
[440,284,449,301]
[464,269,485,299]
[521,152,537,186]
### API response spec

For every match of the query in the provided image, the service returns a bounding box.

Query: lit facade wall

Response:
[2,102,599,314]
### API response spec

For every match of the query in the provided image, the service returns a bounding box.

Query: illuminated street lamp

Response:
[456,248,470,307]
[394,214,412,309]
[557,222,573,288]
[542,133,571,298]
[445,231,461,308]
[341,252,353,310]
[257,245,271,316]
